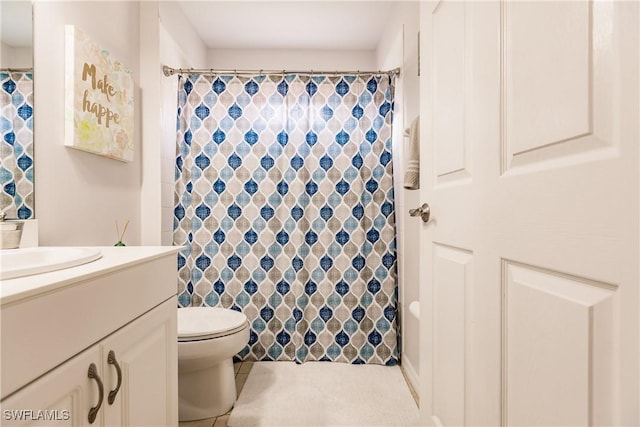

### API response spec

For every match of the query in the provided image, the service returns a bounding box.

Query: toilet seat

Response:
[178,307,248,342]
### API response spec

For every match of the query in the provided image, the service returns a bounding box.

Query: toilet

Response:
[177,307,250,421]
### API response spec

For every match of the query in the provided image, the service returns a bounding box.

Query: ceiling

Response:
[177,1,399,50]
[0,1,401,51]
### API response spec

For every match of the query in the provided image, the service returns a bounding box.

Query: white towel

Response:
[403,116,420,189]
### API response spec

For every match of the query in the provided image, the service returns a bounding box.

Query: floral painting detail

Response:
[64,26,134,162]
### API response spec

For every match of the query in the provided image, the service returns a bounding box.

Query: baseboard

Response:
[400,357,420,405]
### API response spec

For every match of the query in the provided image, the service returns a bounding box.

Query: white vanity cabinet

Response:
[101,299,176,426]
[0,247,180,426]
[1,344,101,426]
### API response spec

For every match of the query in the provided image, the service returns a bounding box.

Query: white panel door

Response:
[419,1,639,426]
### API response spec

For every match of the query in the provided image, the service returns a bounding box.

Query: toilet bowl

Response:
[177,307,249,421]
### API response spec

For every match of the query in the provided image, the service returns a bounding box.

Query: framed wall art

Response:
[65,25,134,162]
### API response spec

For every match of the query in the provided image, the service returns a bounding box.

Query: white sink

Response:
[0,247,103,280]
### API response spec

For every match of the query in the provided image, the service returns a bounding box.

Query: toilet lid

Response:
[178,307,248,341]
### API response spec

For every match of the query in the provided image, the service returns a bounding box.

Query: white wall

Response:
[32,0,205,246]
[208,48,376,71]
[1,42,32,68]
[137,1,207,246]
[159,2,209,70]
[139,1,162,245]
[33,1,141,246]
[157,2,208,246]
[376,1,421,394]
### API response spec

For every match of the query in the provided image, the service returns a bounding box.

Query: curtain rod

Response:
[0,67,33,73]
[162,65,400,78]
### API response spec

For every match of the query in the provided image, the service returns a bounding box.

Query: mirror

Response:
[1,0,34,219]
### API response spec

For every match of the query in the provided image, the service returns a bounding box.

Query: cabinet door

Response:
[1,347,103,426]
[101,298,177,427]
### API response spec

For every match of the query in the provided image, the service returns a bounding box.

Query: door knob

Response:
[409,203,431,223]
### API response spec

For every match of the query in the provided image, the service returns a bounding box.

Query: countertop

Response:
[0,246,181,305]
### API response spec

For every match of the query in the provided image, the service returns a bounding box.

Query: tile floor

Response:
[178,361,419,427]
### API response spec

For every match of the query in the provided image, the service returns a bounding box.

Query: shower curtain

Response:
[1,71,34,219]
[174,72,398,365]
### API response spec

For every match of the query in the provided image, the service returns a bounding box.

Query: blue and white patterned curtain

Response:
[1,71,34,219]
[174,73,398,365]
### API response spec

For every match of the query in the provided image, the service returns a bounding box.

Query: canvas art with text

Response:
[64,25,134,162]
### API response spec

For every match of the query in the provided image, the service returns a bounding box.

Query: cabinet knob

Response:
[107,350,123,405]
[87,363,104,424]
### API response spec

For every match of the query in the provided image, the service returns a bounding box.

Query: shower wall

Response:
[156,3,208,246]
[376,2,421,392]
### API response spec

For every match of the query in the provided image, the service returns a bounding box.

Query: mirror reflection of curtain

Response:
[174,73,398,365]
[1,71,34,219]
